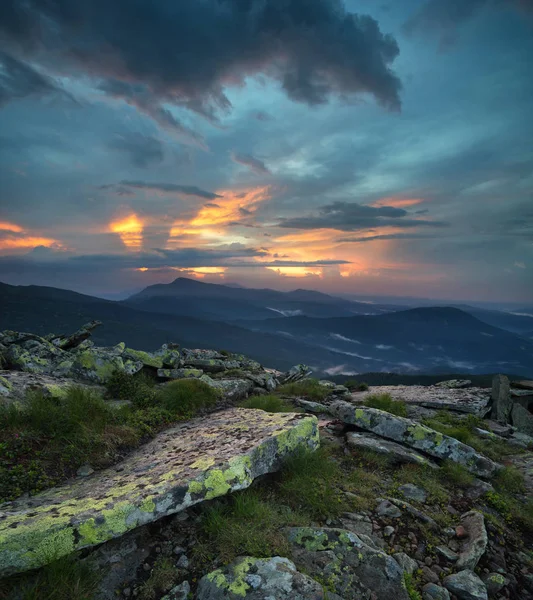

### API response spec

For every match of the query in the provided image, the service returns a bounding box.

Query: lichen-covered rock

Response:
[157,368,204,380]
[285,527,410,600]
[278,364,312,384]
[0,375,13,396]
[196,556,327,600]
[435,380,471,389]
[422,583,451,600]
[491,374,512,423]
[481,573,506,596]
[200,376,254,400]
[67,346,143,383]
[123,348,163,369]
[331,403,501,478]
[443,570,488,600]
[0,409,318,577]
[456,511,487,570]
[4,338,61,374]
[511,403,533,435]
[398,483,427,503]
[346,432,438,469]
[183,358,239,373]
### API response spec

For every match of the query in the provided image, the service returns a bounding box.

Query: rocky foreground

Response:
[0,324,533,600]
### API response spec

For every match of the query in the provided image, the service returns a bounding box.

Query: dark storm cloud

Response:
[98,80,208,149]
[0,51,71,107]
[230,151,271,175]
[278,201,449,232]
[108,133,164,168]
[0,246,349,276]
[404,0,533,47]
[0,0,402,118]
[108,180,223,201]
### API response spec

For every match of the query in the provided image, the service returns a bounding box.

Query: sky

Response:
[0,0,532,302]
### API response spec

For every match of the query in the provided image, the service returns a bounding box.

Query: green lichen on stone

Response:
[206,557,255,597]
[0,376,12,390]
[140,497,156,513]
[204,470,232,500]
[293,528,331,551]
[489,574,505,584]
[191,456,216,470]
[44,384,69,399]
[188,480,203,495]
[275,415,318,454]
[408,423,431,442]
[125,348,163,368]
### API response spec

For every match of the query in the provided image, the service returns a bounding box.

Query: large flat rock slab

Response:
[0,409,318,577]
[331,402,500,478]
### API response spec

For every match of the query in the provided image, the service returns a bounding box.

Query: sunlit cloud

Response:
[369,197,425,208]
[266,266,323,278]
[109,213,143,250]
[0,221,24,233]
[0,220,64,252]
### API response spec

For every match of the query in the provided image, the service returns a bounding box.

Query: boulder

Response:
[278,364,312,384]
[511,403,533,436]
[285,527,410,600]
[383,497,438,529]
[123,348,163,369]
[200,377,254,400]
[481,573,506,596]
[0,409,319,577]
[50,320,102,351]
[512,380,533,391]
[443,570,488,600]
[182,358,238,373]
[346,432,439,468]
[331,403,501,478]
[157,368,204,380]
[491,375,512,423]
[393,552,418,575]
[456,511,487,571]
[196,556,327,600]
[67,346,143,383]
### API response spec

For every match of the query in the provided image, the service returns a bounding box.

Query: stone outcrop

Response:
[490,374,533,435]
[491,375,512,423]
[331,402,501,478]
[346,432,438,469]
[0,409,319,577]
[443,570,488,600]
[285,527,410,600]
[196,556,327,600]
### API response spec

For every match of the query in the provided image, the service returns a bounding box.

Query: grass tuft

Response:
[344,379,369,391]
[239,395,298,413]
[364,393,407,417]
[276,378,330,402]
[157,378,218,417]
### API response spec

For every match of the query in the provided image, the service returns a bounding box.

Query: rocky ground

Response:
[0,324,532,600]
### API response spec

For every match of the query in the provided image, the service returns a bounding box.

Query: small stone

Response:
[456,525,467,539]
[376,499,402,518]
[76,464,94,478]
[422,566,440,584]
[436,546,459,562]
[456,511,488,571]
[176,554,189,569]
[399,483,427,503]
[444,570,488,600]
[384,526,395,537]
[408,532,418,544]
[143,563,150,572]
[425,556,433,566]
[173,546,185,555]
[422,583,451,600]
[123,588,131,598]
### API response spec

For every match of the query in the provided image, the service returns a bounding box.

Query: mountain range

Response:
[1,278,532,378]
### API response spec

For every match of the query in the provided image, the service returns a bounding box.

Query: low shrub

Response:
[276,378,329,402]
[240,395,298,413]
[344,379,369,391]
[364,393,407,417]
[106,370,157,407]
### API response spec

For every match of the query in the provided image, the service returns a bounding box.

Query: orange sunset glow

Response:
[110,214,144,250]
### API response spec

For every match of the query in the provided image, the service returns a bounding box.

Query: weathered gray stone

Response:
[196,556,326,600]
[511,403,533,435]
[183,358,238,373]
[422,583,451,600]
[285,527,409,600]
[436,546,458,563]
[51,321,102,351]
[435,380,471,389]
[482,573,506,597]
[0,409,318,577]
[512,380,533,391]
[331,403,501,478]
[278,364,312,384]
[295,399,330,414]
[385,497,438,529]
[346,432,439,468]
[398,483,427,503]
[340,512,373,537]
[491,374,512,423]
[376,499,402,518]
[393,552,418,575]
[456,511,487,571]
[201,377,254,400]
[443,570,488,600]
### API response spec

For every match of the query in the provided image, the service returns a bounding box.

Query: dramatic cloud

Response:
[0,0,402,121]
[0,51,69,107]
[278,201,449,232]
[108,133,164,168]
[231,152,271,175]
[337,233,436,243]
[112,181,223,201]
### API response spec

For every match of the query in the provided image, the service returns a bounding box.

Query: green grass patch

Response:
[137,557,176,600]
[239,395,298,413]
[493,466,526,494]
[106,369,157,407]
[439,460,475,487]
[403,572,423,600]
[393,464,450,505]
[364,393,407,417]
[0,379,220,502]
[0,555,97,600]
[276,378,330,402]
